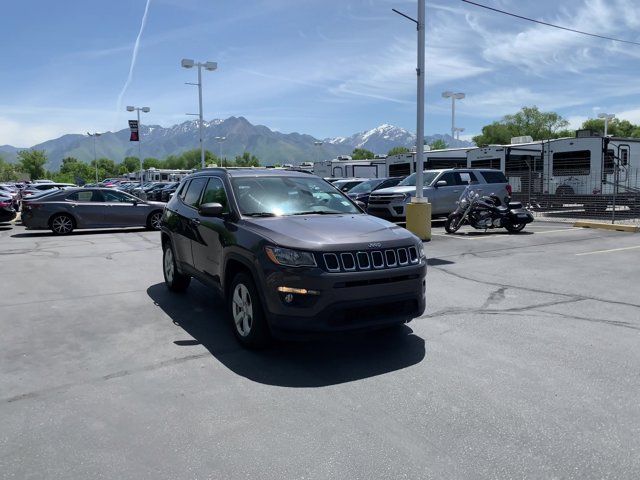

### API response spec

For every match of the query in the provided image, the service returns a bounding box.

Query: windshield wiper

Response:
[289,210,340,215]
[244,212,277,217]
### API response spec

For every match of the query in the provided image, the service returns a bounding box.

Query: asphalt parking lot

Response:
[1,219,639,479]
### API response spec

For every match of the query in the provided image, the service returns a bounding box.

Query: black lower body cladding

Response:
[257,263,427,339]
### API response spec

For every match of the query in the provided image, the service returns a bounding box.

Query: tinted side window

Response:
[438,172,456,186]
[178,180,190,200]
[480,171,507,183]
[183,177,207,207]
[201,177,230,213]
[553,150,591,175]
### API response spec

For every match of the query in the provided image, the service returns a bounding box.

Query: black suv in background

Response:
[160,169,427,347]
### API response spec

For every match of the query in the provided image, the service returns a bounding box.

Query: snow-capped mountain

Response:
[325,124,472,153]
[2,117,473,170]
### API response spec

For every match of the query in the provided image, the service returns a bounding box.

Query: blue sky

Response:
[1,0,640,147]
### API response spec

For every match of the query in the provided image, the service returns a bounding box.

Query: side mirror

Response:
[355,200,366,210]
[435,180,448,188]
[199,202,224,217]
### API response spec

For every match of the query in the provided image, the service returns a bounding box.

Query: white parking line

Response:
[575,245,640,256]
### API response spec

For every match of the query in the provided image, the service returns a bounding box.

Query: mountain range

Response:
[0,116,473,171]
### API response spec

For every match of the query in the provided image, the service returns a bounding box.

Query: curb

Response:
[573,221,639,233]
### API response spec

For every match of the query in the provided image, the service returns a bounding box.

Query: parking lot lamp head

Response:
[597,113,615,137]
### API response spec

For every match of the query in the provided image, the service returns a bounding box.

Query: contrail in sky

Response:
[115,0,152,118]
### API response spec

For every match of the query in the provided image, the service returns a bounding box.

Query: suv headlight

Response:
[416,242,426,260]
[265,246,317,267]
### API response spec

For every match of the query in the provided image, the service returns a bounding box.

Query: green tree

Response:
[17,149,48,180]
[234,152,260,167]
[581,118,640,137]
[351,148,375,160]
[121,156,141,173]
[473,106,569,146]
[0,157,24,181]
[143,157,161,169]
[429,139,448,150]
[387,146,411,156]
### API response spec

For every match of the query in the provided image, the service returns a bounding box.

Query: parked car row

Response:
[21,187,165,234]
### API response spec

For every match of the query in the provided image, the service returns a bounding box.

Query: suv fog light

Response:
[284,293,294,303]
[277,286,320,296]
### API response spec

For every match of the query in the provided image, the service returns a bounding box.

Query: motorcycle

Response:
[445,185,534,234]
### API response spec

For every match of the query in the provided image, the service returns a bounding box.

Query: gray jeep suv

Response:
[160,168,427,348]
[367,168,511,220]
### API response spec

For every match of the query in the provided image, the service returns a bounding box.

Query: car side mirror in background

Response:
[435,180,447,188]
[355,200,366,210]
[199,202,224,217]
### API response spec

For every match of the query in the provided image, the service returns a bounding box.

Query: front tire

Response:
[228,272,270,348]
[505,223,526,233]
[50,214,74,235]
[163,242,191,292]
[445,214,462,233]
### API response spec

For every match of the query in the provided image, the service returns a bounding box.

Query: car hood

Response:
[244,214,418,251]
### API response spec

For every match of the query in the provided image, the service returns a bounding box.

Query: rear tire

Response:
[163,242,191,292]
[147,210,163,230]
[445,214,462,234]
[50,213,74,235]
[228,272,271,348]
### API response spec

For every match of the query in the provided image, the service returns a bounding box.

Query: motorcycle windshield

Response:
[457,185,483,203]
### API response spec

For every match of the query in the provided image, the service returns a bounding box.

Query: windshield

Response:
[231,176,361,216]
[348,179,380,194]
[398,171,440,187]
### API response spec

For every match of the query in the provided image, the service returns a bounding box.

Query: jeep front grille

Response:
[321,246,419,273]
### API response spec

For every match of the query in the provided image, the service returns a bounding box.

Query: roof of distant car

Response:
[191,168,317,179]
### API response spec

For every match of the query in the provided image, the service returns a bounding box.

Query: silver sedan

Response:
[21,188,166,235]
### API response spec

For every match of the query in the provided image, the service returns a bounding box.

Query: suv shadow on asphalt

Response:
[147,282,426,388]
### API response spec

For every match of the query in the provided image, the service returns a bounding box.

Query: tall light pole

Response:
[313,141,323,163]
[598,113,615,137]
[453,127,465,141]
[182,58,218,169]
[442,91,465,140]
[126,105,150,187]
[87,132,102,184]
[392,1,425,201]
[215,136,226,167]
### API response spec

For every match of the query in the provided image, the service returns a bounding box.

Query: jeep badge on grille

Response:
[368,242,382,248]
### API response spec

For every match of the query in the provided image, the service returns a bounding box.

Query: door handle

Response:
[190,218,201,226]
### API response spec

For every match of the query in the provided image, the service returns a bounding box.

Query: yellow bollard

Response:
[405,197,431,241]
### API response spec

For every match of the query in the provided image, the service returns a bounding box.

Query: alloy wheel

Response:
[150,212,162,230]
[164,247,175,283]
[52,216,73,234]
[232,284,253,337]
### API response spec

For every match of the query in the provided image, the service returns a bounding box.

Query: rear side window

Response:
[201,177,230,213]
[182,177,207,207]
[67,191,101,202]
[481,171,508,183]
[456,172,478,185]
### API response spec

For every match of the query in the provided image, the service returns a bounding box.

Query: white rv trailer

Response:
[125,168,193,182]
[314,149,474,179]
[467,132,640,209]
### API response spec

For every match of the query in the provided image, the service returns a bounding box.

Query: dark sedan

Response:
[0,195,17,222]
[347,177,404,207]
[21,187,165,235]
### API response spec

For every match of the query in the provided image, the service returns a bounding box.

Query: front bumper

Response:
[366,200,407,221]
[258,261,427,338]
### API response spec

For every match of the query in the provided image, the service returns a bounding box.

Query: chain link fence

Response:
[507,161,640,225]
